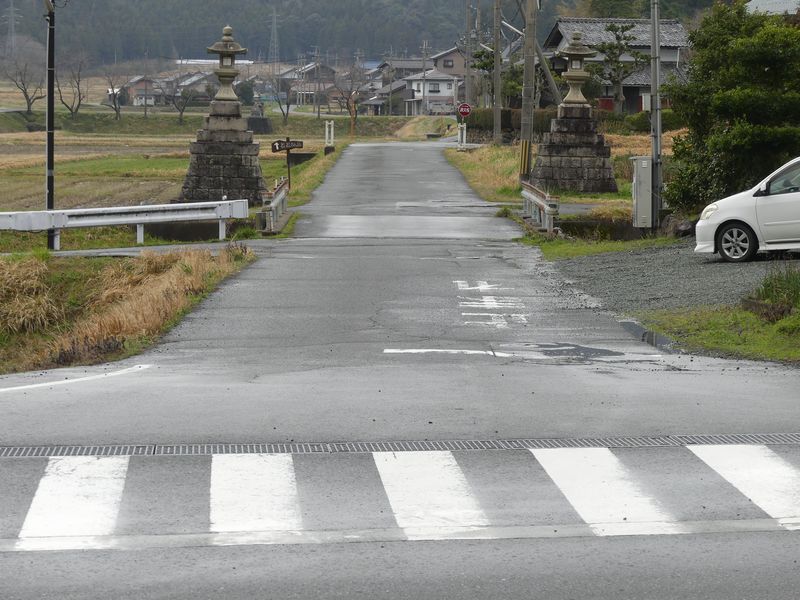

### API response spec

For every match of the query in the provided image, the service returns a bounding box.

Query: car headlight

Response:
[699,203,719,221]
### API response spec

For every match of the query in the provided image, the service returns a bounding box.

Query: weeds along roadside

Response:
[0,245,255,374]
[639,261,800,363]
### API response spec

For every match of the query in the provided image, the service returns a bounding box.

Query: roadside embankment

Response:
[0,245,254,374]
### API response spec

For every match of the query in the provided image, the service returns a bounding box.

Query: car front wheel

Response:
[717,222,757,262]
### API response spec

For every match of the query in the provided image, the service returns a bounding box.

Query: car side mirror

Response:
[755,182,768,197]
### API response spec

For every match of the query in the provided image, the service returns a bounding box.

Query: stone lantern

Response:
[559,32,597,106]
[177,25,269,209]
[528,31,618,193]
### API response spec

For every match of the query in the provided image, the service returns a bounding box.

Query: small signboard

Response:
[458,103,472,118]
[272,139,304,153]
[271,137,305,189]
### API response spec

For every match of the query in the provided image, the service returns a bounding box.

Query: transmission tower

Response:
[2,0,21,58]
[268,6,280,74]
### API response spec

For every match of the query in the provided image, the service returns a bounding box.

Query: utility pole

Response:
[313,46,321,119]
[421,39,430,116]
[520,0,537,178]
[268,7,280,75]
[493,0,502,144]
[143,48,149,119]
[464,0,472,106]
[43,0,55,250]
[651,0,663,230]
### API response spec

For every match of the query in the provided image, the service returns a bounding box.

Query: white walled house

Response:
[403,69,461,116]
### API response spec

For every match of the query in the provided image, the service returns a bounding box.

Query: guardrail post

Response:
[136,224,145,245]
[52,229,60,251]
[218,219,227,241]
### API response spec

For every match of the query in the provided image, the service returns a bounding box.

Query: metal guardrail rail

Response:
[521,181,559,233]
[257,178,289,234]
[0,200,249,250]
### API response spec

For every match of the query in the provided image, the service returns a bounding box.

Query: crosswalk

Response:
[1,444,799,552]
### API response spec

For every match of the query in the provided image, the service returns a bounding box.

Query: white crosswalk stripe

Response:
[16,456,129,550]
[531,448,685,536]
[210,454,301,533]
[373,451,490,540]
[688,444,800,531]
[1,445,800,551]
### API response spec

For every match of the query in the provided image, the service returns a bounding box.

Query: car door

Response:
[756,162,800,244]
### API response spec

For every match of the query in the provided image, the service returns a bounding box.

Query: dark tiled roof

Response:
[377,58,426,71]
[598,63,687,87]
[545,18,690,49]
[747,0,800,13]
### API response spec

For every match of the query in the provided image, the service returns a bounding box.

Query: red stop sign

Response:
[458,103,472,118]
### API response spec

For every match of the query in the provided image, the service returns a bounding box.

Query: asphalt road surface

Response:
[2,141,800,599]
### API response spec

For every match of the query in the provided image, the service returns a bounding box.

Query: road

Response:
[1,141,800,599]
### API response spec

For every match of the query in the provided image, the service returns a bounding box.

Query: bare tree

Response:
[56,54,88,119]
[333,62,366,137]
[102,67,128,120]
[2,37,46,115]
[155,77,198,125]
[268,71,300,126]
[5,59,45,114]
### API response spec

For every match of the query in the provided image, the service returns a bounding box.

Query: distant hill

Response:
[3,0,712,67]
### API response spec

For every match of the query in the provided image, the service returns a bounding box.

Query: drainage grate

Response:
[674,433,800,446]
[0,445,150,458]
[2,434,800,458]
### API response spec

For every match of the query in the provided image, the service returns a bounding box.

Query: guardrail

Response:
[257,178,289,234]
[521,181,559,234]
[0,200,249,250]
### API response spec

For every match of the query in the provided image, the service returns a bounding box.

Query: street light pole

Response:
[44,0,55,250]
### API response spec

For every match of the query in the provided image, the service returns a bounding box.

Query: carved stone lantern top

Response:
[557,32,597,106]
[207,25,248,104]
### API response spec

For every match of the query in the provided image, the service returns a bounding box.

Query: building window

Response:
[429,83,440,93]
[447,82,453,90]
[416,83,421,91]
[443,59,454,68]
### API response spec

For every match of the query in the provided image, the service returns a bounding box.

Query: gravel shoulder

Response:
[552,238,800,314]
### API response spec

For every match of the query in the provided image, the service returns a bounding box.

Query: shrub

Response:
[624,109,686,134]
[756,263,800,308]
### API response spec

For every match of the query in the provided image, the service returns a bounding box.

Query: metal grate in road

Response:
[674,433,800,446]
[0,445,150,458]
[2,433,800,458]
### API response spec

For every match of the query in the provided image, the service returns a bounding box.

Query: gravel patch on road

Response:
[552,238,800,315]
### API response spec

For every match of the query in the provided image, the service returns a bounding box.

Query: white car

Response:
[695,156,800,262]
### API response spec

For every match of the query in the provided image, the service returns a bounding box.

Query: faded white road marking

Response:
[0,365,152,395]
[462,313,528,329]
[532,448,684,536]
[373,451,489,539]
[210,454,301,533]
[383,349,514,357]
[689,444,800,530]
[18,457,129,543]
[459,296,526,309]
[454,281,513,292]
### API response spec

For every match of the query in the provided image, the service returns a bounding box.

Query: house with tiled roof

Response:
[543,17,689,113]
[747,0,800,13]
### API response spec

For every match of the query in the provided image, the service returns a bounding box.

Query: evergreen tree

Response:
[664,1,800,213]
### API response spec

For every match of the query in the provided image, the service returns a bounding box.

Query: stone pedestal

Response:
[530,104,618,194]
[179,100,268,207]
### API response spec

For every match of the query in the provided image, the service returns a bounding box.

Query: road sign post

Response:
[457,104,471,151]
[271,137,304,189]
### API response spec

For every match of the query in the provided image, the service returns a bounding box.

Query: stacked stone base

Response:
[180,105,268,207]
[530,105,618,194]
